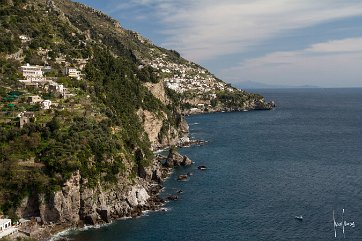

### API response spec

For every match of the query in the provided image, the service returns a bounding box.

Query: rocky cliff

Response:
[16,165,166,231]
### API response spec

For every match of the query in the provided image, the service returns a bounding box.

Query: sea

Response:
[63,88,362,241]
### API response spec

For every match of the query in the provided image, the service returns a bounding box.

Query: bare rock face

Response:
[96,207,110,223]
[144,82,169,105]
[139,81,190,150]
[126,186,150,207]
[39,194,60,224]
[179,117,189,136]
[16,159,165,227]
[39,171,81,224]
[137,109,186,150]
[78,183,151,224]
[16,195,40,219]
[152,169,163,183]
[138,109,165,149]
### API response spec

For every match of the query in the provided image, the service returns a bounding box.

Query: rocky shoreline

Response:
[183,100,276,115]
[9,105,274,241]
[43,109,272,241]
[9,147,195,241]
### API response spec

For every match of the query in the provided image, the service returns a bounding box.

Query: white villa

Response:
[64,67,82,80]
[41,100,52,110]
[20,64,43,78]
[0,219,17,238]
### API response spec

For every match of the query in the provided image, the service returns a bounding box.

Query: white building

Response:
[0,219,17,238]
[19,35,30,42]
[41,100,52,110]
[64,67,82,80]
[19,77,48,84]
[0,219,11,232]
[20,64,43,78]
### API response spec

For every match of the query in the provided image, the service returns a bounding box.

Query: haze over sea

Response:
[66,88,362,241]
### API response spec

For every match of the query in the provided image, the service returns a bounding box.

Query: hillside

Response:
[0,0,273,239]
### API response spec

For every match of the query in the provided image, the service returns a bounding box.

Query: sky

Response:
[76,0,362,88]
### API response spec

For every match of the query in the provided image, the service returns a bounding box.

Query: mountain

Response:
[235,81,320,89]
[0,0,273,239]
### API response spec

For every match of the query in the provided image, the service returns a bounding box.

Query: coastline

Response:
[34,148,193,241]
[12,165,171,241]
[9,106,273,241]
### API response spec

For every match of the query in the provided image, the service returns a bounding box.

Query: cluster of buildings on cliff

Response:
[20,63,82,82]
[0,63,84,128]
[146,51,234,95]
[17,63,81,105]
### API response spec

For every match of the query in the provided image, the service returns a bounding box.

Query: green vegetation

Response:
[217,89,263,109]
[0,46,170,214]
[0,0,176,216]
[0,0,267,221]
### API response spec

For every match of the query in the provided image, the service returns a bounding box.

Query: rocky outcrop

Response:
[16,161,169,228]
[16,195,40,219]
[144,81,169,105]
[137,109,166,149]
[77,178,155,225]
[137,108,189,150]
[38,171,81,224]
[164,148,193,168]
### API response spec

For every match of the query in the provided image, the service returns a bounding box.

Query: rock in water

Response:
[182,156,193,166]
[164,148,193,167]
[167,195,178,201]
[177,175,188,181]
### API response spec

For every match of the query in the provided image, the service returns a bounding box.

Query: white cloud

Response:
[102,0,362,87]
[144,0,362,61]
[221,38,362,87]
[307,38,362,53]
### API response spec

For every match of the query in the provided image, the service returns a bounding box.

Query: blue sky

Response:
[76,0,362,87]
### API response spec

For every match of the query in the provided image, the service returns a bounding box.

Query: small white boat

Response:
[295,215,303,221]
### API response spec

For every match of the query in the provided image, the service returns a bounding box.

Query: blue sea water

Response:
[66,88,362,241]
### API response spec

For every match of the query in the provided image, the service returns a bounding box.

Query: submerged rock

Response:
[167,195,178,201]
[177,175,188,181]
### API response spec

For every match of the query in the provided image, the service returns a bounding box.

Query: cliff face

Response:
[39,171,81,224]
[16,166,165,228]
